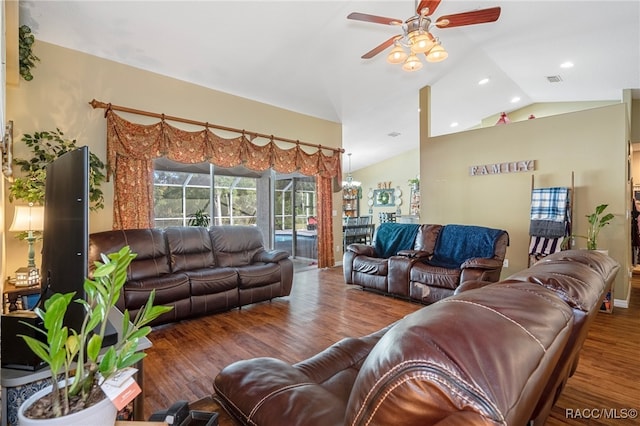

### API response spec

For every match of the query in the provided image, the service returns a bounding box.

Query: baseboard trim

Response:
[614,298,629,309]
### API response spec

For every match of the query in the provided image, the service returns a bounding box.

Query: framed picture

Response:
[373,189,395,207]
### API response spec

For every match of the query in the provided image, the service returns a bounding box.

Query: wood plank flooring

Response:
[142,267,640,425]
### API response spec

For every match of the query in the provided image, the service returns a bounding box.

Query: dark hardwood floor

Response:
[142,267,640,425]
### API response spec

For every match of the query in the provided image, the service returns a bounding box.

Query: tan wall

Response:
[351,149,420,227]
[421,94,630,302]
[3,41,343,278]
[632,99,640,143]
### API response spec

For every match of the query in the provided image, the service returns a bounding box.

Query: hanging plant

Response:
[9,129,106,210]
[19,25,40,81]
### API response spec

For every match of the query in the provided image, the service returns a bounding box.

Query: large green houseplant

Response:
[19,246,172,421]
[575,204,615,250]
[9,129,106,210]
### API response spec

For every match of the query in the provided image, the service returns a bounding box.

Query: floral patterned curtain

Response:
[105,110,341,267]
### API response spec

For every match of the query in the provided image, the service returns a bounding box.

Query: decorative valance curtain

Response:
[103,108,341,267]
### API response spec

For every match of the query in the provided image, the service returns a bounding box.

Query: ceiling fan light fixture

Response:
[426,42,448,62]
[402,53,423,72]
[387,44,408,64]
[408,32,434,54]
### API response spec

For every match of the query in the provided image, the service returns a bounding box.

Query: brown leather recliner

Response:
[89,225,293,326]
[213,250,619,426]
[344,223,508,304]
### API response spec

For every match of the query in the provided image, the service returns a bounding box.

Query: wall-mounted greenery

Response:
[9,129,106,210]
[19,25,39,81]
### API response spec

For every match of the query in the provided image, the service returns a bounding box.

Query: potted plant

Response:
[408,176,420,190]
[574,204,615,250]
[188,207,211,227]
[9,129,106,210]
[18,246,173,423]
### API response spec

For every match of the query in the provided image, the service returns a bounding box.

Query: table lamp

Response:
[9,203,44,286]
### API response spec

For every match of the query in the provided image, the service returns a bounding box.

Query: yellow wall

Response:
[350,149,420,228]
[3,41,343,278]
[421,87,630,302]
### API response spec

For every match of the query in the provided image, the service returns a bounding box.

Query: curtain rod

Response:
[89,99,344,155]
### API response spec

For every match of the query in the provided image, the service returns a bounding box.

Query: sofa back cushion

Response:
[373,223,421,258]
[165,226,216,272]
[209,225,265,267]
[89,228,170,280]
[413,224,442,253]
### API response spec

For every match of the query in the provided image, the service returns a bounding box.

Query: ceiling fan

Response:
[347,0,501,71]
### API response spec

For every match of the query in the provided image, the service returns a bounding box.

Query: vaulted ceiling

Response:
[19,1,640,171]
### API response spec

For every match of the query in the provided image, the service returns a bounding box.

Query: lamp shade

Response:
[409,32,434,54]
[402,54,423,72]
[9,205,45,232]
[387,45,408,64]
[426,43,448,62]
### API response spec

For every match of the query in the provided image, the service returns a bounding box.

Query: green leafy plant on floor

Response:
[574,204,615,250]
[19,25,39,81]
[20,246,173,419]
[9,129,106,210]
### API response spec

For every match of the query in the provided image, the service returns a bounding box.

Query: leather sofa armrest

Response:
[347,244,375,257]
[397,249,431,259]
[454,280,495,295]
[254,249,289,263]
[461,257,503,270]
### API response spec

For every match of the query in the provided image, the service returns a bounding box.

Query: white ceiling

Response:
[19,1,640,172]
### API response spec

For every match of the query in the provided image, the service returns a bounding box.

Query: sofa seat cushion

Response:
[410,262,461,290]
[353,256,388,277]
[124,273,190,310]
[237,263,282,289]
[186,267,238,295]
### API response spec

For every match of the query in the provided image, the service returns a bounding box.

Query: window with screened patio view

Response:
[153,159,259,228]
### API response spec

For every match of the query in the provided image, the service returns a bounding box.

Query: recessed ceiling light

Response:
[511,96,521,103]
[388,131,401,137]
[560,61,574,68]
[450,122,459,127]
[478,78,490,85]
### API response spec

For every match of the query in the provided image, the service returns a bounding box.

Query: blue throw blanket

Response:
[374,223,420,258]
[428,224,505,269]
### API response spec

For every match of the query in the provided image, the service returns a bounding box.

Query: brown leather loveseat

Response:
[89,225,293,325]
[343,223,509,304]
[213,250,618,425]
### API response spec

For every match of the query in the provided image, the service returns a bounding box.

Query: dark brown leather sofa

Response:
[343,223,509,304]
[213,250,618,426]
[89,225,293,325]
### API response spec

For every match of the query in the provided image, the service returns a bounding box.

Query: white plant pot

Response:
[18,381,117,426]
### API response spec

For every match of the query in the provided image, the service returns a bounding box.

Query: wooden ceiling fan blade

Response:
[361,35,401,59]
[416,0,442,16]
[435,6,501,28]
[347,12,403,26]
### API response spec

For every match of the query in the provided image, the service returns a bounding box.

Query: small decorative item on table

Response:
[14,266,40,287]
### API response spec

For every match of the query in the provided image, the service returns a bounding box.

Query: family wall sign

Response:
[469,160,535,176]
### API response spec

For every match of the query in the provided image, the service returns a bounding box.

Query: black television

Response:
[39,146,90,332]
